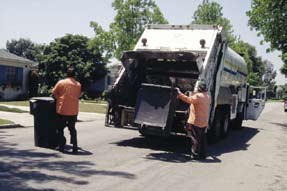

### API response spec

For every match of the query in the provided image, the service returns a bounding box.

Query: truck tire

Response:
[208,109,222,144]
[139,125,146,136]
[139,125,152,137]
[139,126,161,142]
[105,102,111,127]
[232,112,244,129]
[221,110,230,138]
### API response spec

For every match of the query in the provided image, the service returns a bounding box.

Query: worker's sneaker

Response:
[57,136,66,153]
[72,145,78,154]
[190,151,199,160]
[58,145,65,153]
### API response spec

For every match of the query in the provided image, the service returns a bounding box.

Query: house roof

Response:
[0,49,37,65]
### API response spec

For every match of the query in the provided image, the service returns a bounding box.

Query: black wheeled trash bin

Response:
[29,97,58,149]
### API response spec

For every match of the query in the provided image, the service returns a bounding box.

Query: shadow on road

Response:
[113,126,259,163]
[145,152,191,163]
[270,122,287,128]
[61,145,93,156]
[0,131,136,191]
[113,135,194,163]
[208,126,259,157]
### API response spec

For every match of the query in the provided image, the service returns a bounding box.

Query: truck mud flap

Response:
[134,84,177,136]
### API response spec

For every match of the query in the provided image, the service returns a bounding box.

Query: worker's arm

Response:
[52,82,61,99]
[77,84,82,98]
[176,88,197,104]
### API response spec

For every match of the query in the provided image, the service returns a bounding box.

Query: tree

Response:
[263,60,277,86]
[39,34,107,92]
[89,22,116,63]
[6,38,44,62]
[276,84,287,99]
[247,73,262,86]
[232,40,265,85]
[192,0,265,85]
[262,60,277,98]
[192,0,236,45]
[230,40,254,73]
[281,53,287,76]
[90,0,168,60]
[247,0,287,77]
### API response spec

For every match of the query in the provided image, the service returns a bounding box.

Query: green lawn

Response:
[0,118,14,125]
[0,101,29,107]
[0,105,27,113]
[0,100,107,113]
[79,102,107,113]
[267,99,284,102]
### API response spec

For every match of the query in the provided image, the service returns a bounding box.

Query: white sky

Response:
[0,0,286,85]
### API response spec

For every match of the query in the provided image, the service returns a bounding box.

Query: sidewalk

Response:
[0,104,104,128]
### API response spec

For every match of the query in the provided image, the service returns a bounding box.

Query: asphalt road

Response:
[0,102,286,191]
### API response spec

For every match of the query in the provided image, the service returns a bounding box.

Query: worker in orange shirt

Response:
[176,79,210,160]
[52,67,81,153]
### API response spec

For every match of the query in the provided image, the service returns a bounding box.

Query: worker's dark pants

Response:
[57,114,78,149]
[186,124,207,159]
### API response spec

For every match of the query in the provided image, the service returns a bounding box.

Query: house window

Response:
[6,67,16,82]
[0,65,23,86]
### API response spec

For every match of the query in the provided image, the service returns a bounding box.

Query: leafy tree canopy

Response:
[192,0,236,45]
[232,40,265,85]
[262,60,277,90]
[193,0,266,85]
[6,38,44,62]
[280,54,287,75]
[231,40,256,73]
[89,22,116,63]
[247,0,287,76]
[39,34,107,92]
[90,0,168,60]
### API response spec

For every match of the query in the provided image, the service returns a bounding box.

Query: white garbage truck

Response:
[105,24,266,142]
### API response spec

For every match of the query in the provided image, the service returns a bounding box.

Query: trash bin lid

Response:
[30,97,54,103]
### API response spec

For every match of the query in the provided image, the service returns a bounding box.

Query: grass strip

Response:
[0,106,27,113]
[79,103,107,113]
[0,118,14,125]
[1,100,107,113]
[0,101,29,106]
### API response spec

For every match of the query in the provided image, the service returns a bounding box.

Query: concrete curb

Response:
[0,124,23,129]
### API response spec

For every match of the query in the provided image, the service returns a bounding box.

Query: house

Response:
[0,49,37,100]
[89,60,122,96]
[105,61,122,89]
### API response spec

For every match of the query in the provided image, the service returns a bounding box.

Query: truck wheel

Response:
[139,125,151,137]
[139,125,146,136]
[233,112,243,129]
[139,126,159,141]
[208,110,222,144]
[221,111,230,138]
[104,102,111,126]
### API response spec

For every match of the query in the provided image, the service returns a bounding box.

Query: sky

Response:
[0,0,286,85]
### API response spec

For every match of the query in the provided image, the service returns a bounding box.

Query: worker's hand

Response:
[169,77,176,83]
[175,87,181,94]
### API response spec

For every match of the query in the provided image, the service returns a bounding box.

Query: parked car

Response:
[284,99,287,112]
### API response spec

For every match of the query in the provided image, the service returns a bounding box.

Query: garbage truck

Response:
[105,24,266,142]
